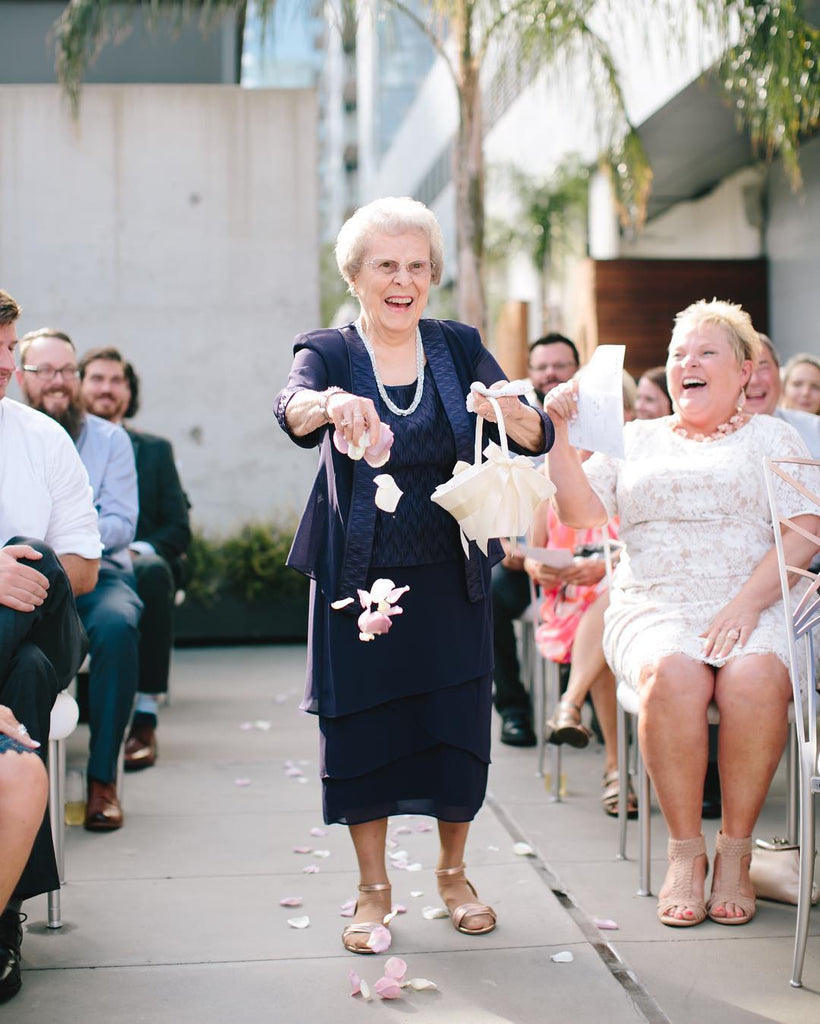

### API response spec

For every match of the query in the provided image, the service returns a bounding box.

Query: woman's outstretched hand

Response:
[542,380,579,429]
[326,391,383,448]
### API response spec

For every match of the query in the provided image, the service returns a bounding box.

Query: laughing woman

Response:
[275,197,552,953]
[543,299,819,928]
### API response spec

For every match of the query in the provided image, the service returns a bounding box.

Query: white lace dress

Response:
[583,414,817,690]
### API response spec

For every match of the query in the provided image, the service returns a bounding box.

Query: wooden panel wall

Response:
[576,259,768,377]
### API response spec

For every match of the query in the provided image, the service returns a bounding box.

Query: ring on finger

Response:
[17,724,28,736]
[727,629,740,640]
[340,418,349,428]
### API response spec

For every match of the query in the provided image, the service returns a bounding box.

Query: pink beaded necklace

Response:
[670,408,749,443]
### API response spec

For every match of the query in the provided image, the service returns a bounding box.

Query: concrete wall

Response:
[0,2,238,84]
[766,133,820,359]
[0,84,320,534]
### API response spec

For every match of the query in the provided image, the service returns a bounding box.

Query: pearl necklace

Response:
[670,409,748,443]
[355,316,425,417]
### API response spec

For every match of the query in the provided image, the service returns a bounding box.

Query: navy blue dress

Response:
[314,365,494,825]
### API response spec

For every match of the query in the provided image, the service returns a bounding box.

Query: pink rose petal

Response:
[383,957,407,980]
[293,846,312,854]
[348,970,361,996]
[302,864,320,874]
[358,609,393,636]
[593,918,619,930]
[415,822,433,832]
[393,904,407,914]
[285,766,304,777]
[374,976,402,999]
[233,778,251,787]
[279,896,303,907]
[365,924,392,953]
[340,906,355,918]
[392,826,412,836]
[309,827,327,837]
[363,423,395,468]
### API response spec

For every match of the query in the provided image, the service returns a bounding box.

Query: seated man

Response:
[18,328,140,831]
[79,350,191,768]
[0,289,101,1003]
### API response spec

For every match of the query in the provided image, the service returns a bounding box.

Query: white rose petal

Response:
[287,916,310,929]
[513,842,535,857]
[422,906,449,920]
[373,474,404,513]
[551,951,574,963]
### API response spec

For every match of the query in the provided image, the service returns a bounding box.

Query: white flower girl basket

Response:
[431,382,556,555]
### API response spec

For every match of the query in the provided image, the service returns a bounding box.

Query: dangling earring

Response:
[737,388,747,412]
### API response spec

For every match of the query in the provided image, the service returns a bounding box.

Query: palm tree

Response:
[54,0,819,335]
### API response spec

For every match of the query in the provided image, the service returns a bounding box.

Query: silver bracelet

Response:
[317,386,345,423]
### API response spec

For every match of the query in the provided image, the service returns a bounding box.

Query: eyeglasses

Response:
[22,364,79,382]
[528,361,576,373]
[362,258,436,277]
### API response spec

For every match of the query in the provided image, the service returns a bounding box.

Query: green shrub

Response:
[184,521,308,606]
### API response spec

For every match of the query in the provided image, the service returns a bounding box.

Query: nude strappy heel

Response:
[341,882,392,953]
[435,863,497,935]
[657,834,709,927]
[707,832,756,925]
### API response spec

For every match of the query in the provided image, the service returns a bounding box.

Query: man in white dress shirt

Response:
[0,289,101,1004]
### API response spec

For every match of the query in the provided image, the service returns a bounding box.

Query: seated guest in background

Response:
[745,334,820,457]
[0,290,100,1003]
[544,299,819,928]
[780,353,820,417]
[79,351,191,770]
[635,366,672,419]
[493,332,580,747]
[18,329,140,831]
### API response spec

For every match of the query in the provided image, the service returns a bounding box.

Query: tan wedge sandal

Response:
[435,864,497,935]
[707,832,756,925]
[657,834,709,927]
[341,882,392,953]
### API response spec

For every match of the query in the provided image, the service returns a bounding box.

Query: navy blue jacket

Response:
[274,319,554,604]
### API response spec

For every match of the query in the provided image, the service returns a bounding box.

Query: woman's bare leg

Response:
[346,819,391,948]
[639,654,714,921]
[437,820,493,931]
[710,654,791,919]
[0,752,47,913]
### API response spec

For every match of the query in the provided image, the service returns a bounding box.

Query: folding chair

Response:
[764,455,820,988]
[47,691,80,929]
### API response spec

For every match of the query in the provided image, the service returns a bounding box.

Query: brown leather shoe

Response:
[124,722,157,771]
[84,779,123,831]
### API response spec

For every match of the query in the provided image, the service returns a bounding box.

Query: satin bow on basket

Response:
[430,381,555,555]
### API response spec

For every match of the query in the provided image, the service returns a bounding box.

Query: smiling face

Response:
[666,322,752,430]
[635,375,672,419]
[80,357,130,423]
[17,334,79,417]
[352,230,431,343]
[745,349,780,415]
[783,360,820,415]
[0,322,17,400]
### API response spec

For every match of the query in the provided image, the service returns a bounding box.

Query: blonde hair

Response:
[783,352,820,381]
[335,196,444,294]
[622,370,638,417]
[670,299,761,367]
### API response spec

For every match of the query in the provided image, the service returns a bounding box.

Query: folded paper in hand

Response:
[567,345,625,459]
[431,383,555,555]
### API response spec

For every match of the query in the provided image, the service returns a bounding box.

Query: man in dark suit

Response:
[79,348,191,769]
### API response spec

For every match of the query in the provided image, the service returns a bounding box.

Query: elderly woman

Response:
[635,366,672,419]
[543,299,818,928]
[275,196,552,952]
[781,353,820,416]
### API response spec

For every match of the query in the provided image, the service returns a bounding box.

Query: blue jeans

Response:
[76,568,143,783]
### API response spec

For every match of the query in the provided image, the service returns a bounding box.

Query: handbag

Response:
[749,836,819,906]
[431,383,555,555]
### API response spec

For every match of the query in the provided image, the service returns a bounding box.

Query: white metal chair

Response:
[764,455,820,988]
[526,579,564,798]
[47,690,80,929]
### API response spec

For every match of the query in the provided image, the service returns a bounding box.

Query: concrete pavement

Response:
[12,644,820,1023]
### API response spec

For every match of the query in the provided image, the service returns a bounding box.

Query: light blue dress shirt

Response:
[76,413,138,572]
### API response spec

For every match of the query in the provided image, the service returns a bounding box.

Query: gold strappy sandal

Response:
[707,832,756,926]
[341,882,392,953]
[435,864,497,935]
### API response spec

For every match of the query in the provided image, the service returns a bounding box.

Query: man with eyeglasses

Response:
[0,290,100,1004]
[493,333,580,746]
[18,328,141,832]
[79,348,191,771]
